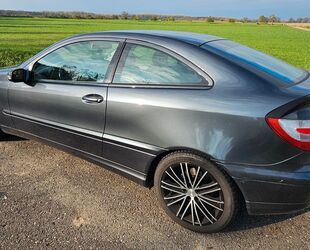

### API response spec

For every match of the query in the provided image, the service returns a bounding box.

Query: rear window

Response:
[202,40,308,84]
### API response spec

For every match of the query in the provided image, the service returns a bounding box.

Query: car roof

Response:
[73,30,223,46]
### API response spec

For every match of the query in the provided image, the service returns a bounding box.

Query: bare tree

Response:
[131,15,140,20]
[258,15,268,23]
[121,11,129,20]
[241,17,250,23]
[288,18,295,23]
[206,16,214,22]
[269,14,280,24]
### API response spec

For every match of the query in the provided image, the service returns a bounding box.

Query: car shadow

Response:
[0,134,27,142]
[225,206,310,233]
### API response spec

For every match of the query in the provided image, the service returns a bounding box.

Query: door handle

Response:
[82,94,104,104]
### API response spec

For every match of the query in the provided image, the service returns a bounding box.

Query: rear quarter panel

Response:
[105,53,304,170]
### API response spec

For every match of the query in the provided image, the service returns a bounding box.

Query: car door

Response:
[8,38,122,157]
[104,41,212,173]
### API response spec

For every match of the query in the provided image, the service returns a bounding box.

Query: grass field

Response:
[0,17,309,68]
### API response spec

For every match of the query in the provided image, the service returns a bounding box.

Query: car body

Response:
[0,30,309,232]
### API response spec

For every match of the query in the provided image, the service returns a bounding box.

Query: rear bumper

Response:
[235,177,310,215]
[220,152,310,215]
[245,201,308,215]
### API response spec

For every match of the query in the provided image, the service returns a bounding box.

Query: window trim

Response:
[26,37,125,86]
[110,39,213,89]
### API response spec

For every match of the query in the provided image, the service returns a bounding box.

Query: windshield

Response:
[202,40,308,84]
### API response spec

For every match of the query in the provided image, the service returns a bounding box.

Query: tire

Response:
[154,151,239,233]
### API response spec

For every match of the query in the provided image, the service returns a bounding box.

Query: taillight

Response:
[267,118,310,151]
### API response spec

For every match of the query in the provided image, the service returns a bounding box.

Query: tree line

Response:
[0,10,309,23]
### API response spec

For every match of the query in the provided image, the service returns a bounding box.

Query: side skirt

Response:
[1,125,148,186]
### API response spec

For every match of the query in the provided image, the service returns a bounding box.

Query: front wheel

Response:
[154,152,240,233]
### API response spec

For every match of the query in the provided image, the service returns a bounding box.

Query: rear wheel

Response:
[154,152,239,233]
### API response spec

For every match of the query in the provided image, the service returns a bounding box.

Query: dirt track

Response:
[286,23,310,31]
[0,135,309,249]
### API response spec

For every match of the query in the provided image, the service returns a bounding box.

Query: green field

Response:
[0,17,309,68]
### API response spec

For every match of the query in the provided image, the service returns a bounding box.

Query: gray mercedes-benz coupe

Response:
[0,30,309,233]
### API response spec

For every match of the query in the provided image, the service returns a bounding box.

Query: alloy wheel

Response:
[160,162,224,226]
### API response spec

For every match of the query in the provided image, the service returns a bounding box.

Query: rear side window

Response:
[113,44,205,85]
[202,40,308,84]
[32,41,119,83]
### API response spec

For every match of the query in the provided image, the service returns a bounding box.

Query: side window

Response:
[113,44,206,85]
[32,41,119,83]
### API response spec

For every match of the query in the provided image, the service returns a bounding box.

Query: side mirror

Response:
[8,68,30,83]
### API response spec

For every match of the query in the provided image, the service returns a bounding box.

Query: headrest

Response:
[152,51,168,66]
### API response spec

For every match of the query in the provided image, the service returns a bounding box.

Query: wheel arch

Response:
[146,147,218,186]
[145,147,246,211]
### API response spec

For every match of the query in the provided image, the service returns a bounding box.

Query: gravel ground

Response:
[0,135,309,249]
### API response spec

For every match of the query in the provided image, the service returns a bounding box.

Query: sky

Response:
[0,0,309,19]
